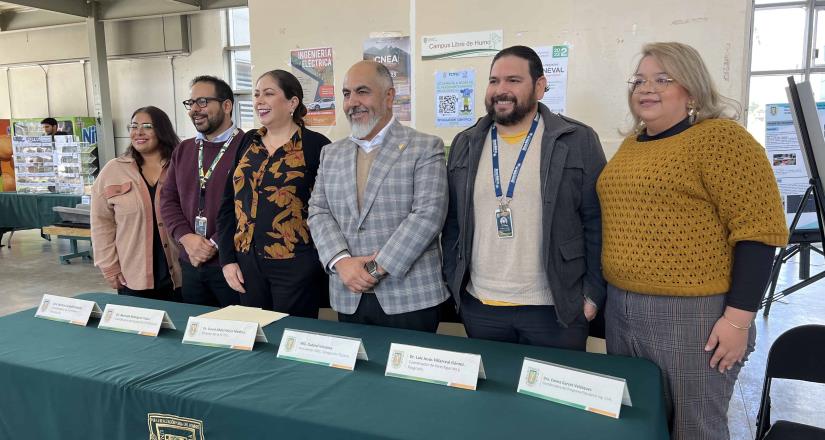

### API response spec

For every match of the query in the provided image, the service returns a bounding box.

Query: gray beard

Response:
[349,113,383,139]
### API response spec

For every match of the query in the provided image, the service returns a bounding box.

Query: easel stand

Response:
[762,180,825,316]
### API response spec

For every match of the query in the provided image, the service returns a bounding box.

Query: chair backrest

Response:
[765,324,825,384]
[756,324,825,439]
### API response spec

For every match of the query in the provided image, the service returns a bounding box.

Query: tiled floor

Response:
[1,229,824,439]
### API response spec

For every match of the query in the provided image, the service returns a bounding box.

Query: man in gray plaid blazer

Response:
[308,61,449,332]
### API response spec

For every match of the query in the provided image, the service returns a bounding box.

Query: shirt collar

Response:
[349,116,395,152]
[195,123,237,143]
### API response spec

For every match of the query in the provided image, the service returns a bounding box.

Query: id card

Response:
[495,207,514,238]
[195,216,208,237]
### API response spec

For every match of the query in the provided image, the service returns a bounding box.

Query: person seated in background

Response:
[90,106,182,301]
[217,69,330,317]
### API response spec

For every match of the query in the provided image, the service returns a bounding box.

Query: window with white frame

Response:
[747,0,825,145]
[226,7,254,131]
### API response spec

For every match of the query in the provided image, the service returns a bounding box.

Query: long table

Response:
[0,293,668,439]
[0,192,83,248]
[0,192,82,229]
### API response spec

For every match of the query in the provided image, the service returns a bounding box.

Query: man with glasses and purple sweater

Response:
[160,75,244,306]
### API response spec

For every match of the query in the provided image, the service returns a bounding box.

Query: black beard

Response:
[193,110,226,135]
[485,94,536,126]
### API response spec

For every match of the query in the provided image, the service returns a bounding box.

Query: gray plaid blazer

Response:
[308,119,449,315]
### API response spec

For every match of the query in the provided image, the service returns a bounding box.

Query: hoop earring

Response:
[687,101,697,125]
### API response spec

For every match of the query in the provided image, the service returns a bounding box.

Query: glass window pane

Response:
[229,8,250,46]
[814,9,825,66]
[808,73,825,101]
[235,97,255,131]
[231,50,252,91]
[747,74,804,145]
[751,7,806,72]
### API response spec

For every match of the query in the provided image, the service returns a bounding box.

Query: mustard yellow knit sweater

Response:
[596,119,788,296]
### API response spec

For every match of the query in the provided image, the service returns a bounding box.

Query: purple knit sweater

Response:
[160,132,244,267]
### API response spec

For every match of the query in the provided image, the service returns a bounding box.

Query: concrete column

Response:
[86,1,116,166]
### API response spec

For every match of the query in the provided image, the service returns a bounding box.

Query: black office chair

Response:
[755,324,825,439]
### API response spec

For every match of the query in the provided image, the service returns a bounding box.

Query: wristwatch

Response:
[365,260,386,281]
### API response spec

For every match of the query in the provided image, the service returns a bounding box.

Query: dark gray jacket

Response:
[441,103,606,327]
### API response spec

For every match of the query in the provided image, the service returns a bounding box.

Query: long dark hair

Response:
[126,106,179,167]
[257,69,308,126]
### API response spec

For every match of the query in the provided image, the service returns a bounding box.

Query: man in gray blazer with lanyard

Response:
[308,60,449,332]
[442,46,606,350]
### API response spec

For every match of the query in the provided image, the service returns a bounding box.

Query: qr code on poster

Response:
[438,94,458,115]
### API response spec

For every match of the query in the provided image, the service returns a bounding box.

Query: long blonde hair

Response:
[627,42,741,134]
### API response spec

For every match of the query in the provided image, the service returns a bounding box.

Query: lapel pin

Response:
[398,143,406,151]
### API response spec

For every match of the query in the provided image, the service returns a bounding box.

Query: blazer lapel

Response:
[357,120,406,228]
[341,140,360,223]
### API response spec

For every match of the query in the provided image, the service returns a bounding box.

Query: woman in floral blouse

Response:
[217,69,331,317]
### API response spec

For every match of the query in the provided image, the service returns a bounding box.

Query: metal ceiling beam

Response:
[201,0,246,8]
[98,0,200,21]
[167,0,202,7]
[0,0,87,17]
[0,9,83,32]
[0,0,246,32]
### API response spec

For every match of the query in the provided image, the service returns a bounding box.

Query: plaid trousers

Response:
[605,284,756,440]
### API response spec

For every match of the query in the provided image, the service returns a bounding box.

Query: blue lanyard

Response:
[491,112,540,203]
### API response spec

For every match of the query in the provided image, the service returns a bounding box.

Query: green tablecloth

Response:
[0,293,668,439]
[0,192,83,228]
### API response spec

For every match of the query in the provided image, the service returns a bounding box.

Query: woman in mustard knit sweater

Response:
[597,42,787,439]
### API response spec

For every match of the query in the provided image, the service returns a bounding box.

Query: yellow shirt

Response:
[596,119,788,296]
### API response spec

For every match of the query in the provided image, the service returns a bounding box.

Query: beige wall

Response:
[248,0,752,156]
[0,2,753,157]
[247,0,411,142]
[0,11,227,156]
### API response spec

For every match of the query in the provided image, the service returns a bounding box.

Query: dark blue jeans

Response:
[460,291,588,350]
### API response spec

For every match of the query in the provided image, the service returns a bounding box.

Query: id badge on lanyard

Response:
[491,113,539,239]
[195,129,237,237]
[495,203,514,239]
[195,215,208,237]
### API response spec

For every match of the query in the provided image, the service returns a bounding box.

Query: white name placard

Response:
[97,304,176,337]
[276,328,367,370]
[181,317,267,351]
[35,294,102,326]
[517,357,632,419]
[384,343,485,390]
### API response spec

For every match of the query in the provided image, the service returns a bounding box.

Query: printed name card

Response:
[181,317,267,351]
[276,328,368,370]
[517,357,632,419]
[384,343,485,390]
[97,304,176,337]
[35,294,102,326]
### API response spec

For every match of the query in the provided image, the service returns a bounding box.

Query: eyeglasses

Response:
[182,97,223,110]
[127,123,154,131]
[627,75,675,93]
